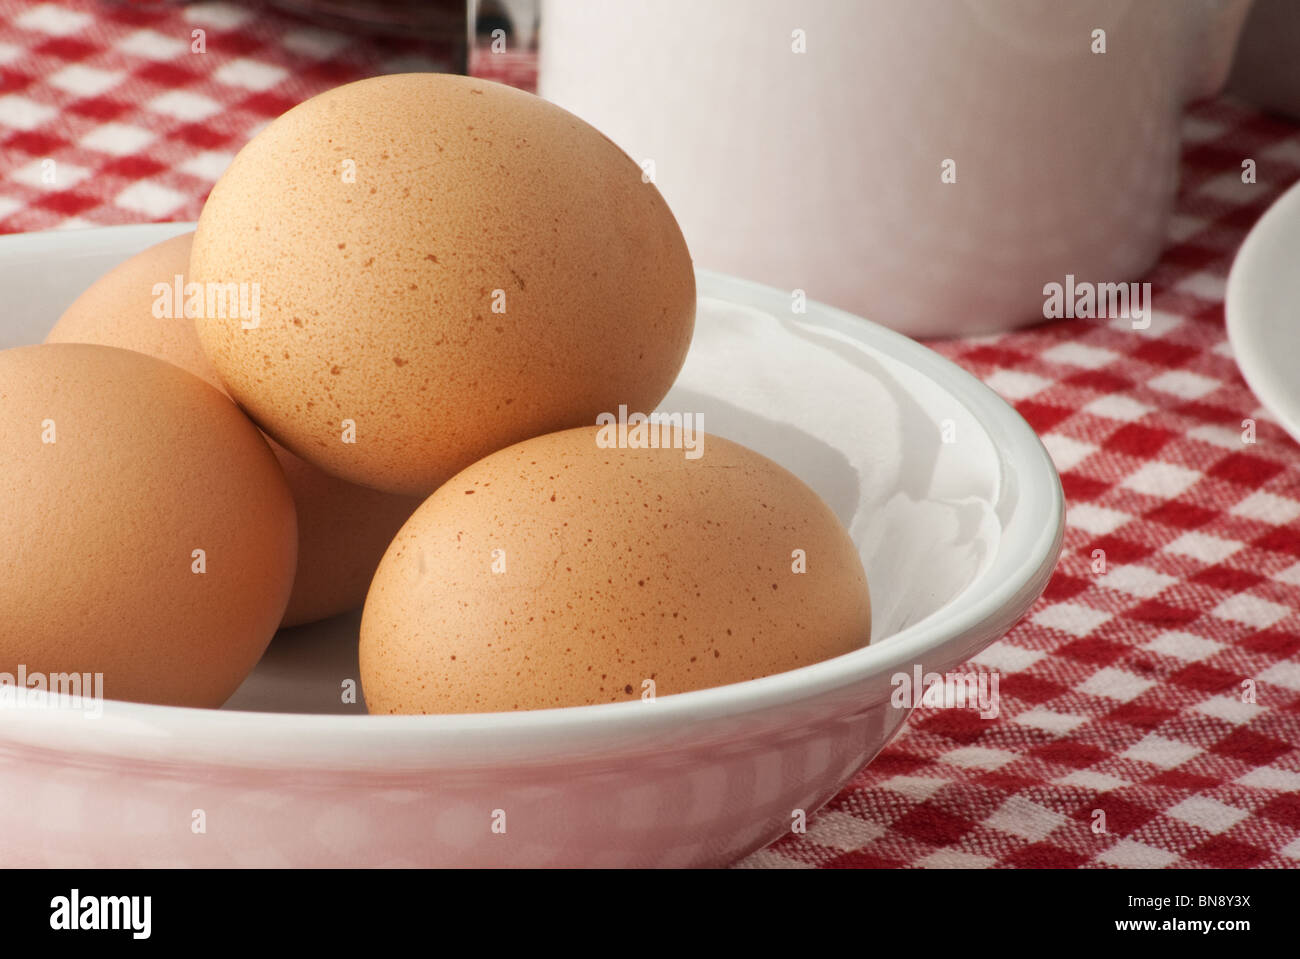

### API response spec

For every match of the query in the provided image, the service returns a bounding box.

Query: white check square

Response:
[15,4,91,36]
[1189,424,1246,450]
[1041,342,1119,370]
[1196,696,1262,726]
[1148,370,1219,401]
[1181,115,1225,143]
[178,150,234,181]
[1085,395,1153,422]
[916,850,996,869]
[214,58,289,92]
[1111,309,1182,337]
[1168,796,1248,834]
[1097,564,1176,599]
[1100,839,1179,867]
[1262,138,1300,165]
[944,747,1017,770]
[1259,660,1300,692]
[1122,734,1200,769]
[1231,490,1300,524]
[986,796,1068,842]
[1164,531,1242,563]
[1032,603,1112,637]
[1175,271,1226,301]
[985,369,1052,401]
[1236,766,1300,790]
[1212,594,1290,630]
[1122,462,1201,498]
[1067,503,1130,536]
[10,159,91,190]
[879,776,948,802]
[1057,769,1129,791]
[146,90,222,123]
[1013,708,1088,735]
[972,643,1045,674]
[1144,631,1222,662]
[182,2,254,30]
[1165,214,1209,243]
[117,29,189,61]
[80,123,157,157]
[0,95,56,131]
[281,27,350,59]
[114,181,187,218]
[47,65,125,99]
[1079,668,1155,702]
[1198,172,1256,203]
[804,811,885,851]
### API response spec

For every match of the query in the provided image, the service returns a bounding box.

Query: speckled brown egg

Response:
[0,344,296,708]
[46,233,422,627]
[359,426,871,713]
[190,72,696,497]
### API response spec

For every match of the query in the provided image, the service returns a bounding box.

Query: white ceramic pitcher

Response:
[540,0,1252,337]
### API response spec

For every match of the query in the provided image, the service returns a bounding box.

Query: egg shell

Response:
[46,233,422,627]
[0,343,297,707]
[359,426,871,713]
[191,72,696,497]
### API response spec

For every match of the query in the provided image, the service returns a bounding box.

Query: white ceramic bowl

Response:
[1226,179,1300,447]
[0,224,1063,867]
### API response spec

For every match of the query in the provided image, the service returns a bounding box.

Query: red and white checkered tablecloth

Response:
[2,1,1298,869]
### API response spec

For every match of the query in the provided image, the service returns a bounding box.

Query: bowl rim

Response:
[0,224,1065,766]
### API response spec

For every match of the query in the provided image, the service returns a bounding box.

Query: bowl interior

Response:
[2,225,1006,719]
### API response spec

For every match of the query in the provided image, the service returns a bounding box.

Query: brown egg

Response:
[359,426,871,713]
[47,233,422,627]
[0,344,296,708]
[191,73,696,497]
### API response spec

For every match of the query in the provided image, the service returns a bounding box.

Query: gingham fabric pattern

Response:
[0,0,465,231]
[0,1,1297,869]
